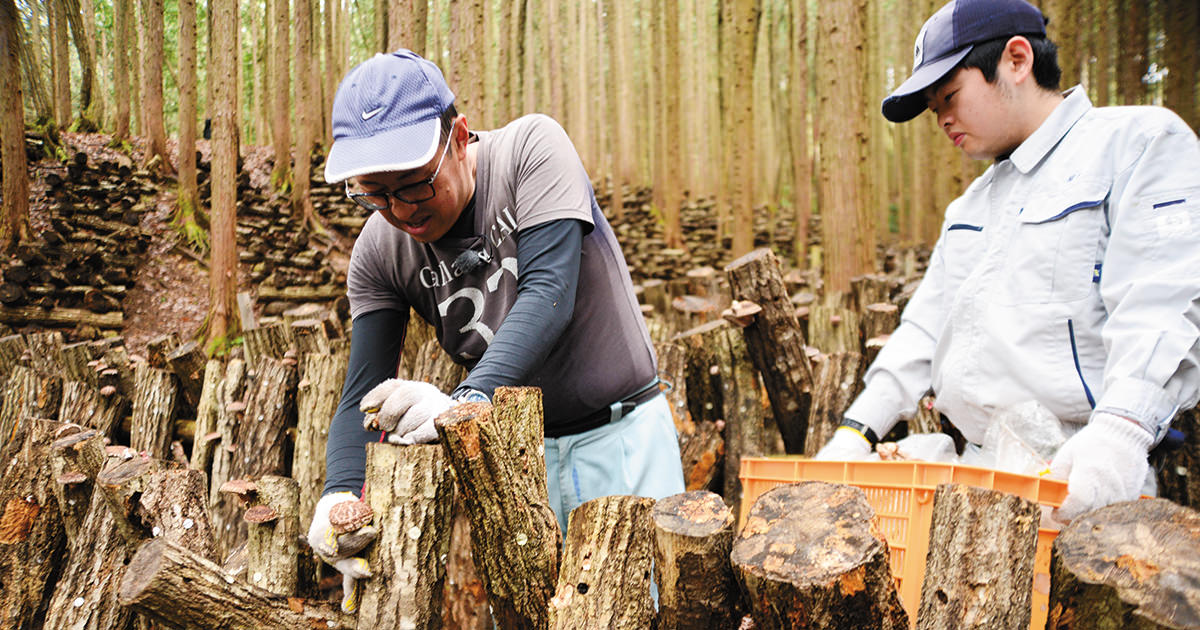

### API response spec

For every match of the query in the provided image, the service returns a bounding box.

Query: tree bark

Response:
[245,475,299,596]
[917,484,1039,630]
[138,0,173,174]
[49,427,106,543]
[166,340,207,409]
[242,321,295,368]
[435,388,560,630]
[294,352,346,520]
[119,538,354,629]
[0,0,31,254]
[269,0,290,189]
[231,356,296,481]
[807,292,860,354]
[1,365,62,446]
[732,481,908,630]
[652,491,742,629]
[187,359,223,472]
[206,0,241,351]
[357,443,455,628]
[207,358,247,560]
[177,0,200,233]
[725,248,815,453]
[1047,498,1200,630]
[130,364,179,459]
[548,495,656,630]
[0,334,28,381]
[803,351,863,457]
[0,419,69,629]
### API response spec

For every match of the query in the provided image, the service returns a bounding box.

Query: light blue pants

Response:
[544,393,686,533]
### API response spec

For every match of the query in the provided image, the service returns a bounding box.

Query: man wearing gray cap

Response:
[305,50,685,612]
[817,0,1200,525]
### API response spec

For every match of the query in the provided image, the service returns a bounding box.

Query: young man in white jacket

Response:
[818,0,1200,524]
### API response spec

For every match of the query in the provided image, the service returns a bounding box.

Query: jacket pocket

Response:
[997,179,1110,305]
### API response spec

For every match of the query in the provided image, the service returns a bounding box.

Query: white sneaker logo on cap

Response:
[361,106,384,121]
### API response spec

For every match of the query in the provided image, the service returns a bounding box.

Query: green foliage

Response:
[203,333,243,358]
[104,137,134,155]
[887,203,900,234]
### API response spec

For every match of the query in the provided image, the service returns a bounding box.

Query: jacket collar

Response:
[1008,85,1092,174]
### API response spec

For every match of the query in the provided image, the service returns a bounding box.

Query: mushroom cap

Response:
[244,504,279,524]
[329,500,373,534]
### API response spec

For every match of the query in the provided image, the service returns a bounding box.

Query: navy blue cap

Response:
[882,0,1047,123]
[324,50,456,183]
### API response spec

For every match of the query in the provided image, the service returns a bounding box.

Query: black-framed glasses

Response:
[344,132,453,211]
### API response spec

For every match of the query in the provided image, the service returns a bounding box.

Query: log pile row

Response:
[0,151,152,331]
[600,187,808,280]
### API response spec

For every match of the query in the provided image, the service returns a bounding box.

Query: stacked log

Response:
[0,153,152,330]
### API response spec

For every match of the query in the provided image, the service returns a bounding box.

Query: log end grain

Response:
[653,491,734,538]
[1050,498,1200,629]
[118,538,169,605]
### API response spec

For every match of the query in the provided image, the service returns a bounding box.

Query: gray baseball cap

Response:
[881,0,1048,123]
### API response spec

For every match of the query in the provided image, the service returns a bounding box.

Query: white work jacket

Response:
[847,87,1200,445]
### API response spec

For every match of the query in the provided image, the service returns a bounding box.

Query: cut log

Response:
[398,314,438,380]
[295,352,347,521]
[242,322,295,369]
[917,484,1039,630]
[808,292,861,355]
[188,360,224,472]
[732,481,908,630]
[680,420,724,493]
[358,443,455,627]
[245,475,299,596]
[0,419,69,628]
[862,302,900,342]
[718,323,770,521]
[25,330,66,374]
[655,341,694,438]
[166,340,208,409]
[59,380,127,438]
[61,340,99,384]
[290,318,332,355]
[676,320,726,426]
[435,388,560,630]
[0,304,123,329]
[136,468,218,562]
[548,496,656,630]
[146,333,180,368]
[443,496,493,630]
[851,274,892,313]
[230,356,296,481]
[130,364,179,459]
[256,284,345,301]
[652,491,742,629]
[208,359,248,560]
[803,351,864,457]
[724,248,815,454]
[0,334,29,381]
[1047,498,1200,630]
[95,454,166,547]
[119,538,354,629]
[49,428,106,543]
[1,365,63,445]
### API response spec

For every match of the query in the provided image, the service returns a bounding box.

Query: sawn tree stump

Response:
[652,491,742,629]
[732,481,908,630]
[1047,498,1200,629]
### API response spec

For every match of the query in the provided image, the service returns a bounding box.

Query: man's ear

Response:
[452,115,470,153]
[1003,35,1035,85]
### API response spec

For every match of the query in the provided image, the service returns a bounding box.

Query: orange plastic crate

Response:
[738,458,1068,630]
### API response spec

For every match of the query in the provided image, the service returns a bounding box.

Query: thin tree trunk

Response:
[61,0,97,127]
[0,0,31,254]
[140,0,173,173]
[789,0,810,268]
[112,0,131,138]
[50,0,71,128]
[728,0,760,257]
[1163,0,1198,130]
[291,0,318,230]
[206,0,240,350]
[1118,0,1148,105]
[177,0,200,248]
[270,0,290,190]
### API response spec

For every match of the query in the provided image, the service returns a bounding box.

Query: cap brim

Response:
[323,116,441,183]
[881,46,973,123]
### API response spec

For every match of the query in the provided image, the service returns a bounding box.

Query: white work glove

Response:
[814,426,874,461]
[359,379,453,445]
[306,492,375,613]
[1049,412,1153,523]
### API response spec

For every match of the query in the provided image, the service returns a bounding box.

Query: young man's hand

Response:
[359,379,452,443]
[814,426,874,460]
[306,492,377,613]
[1049,412,1152,523]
